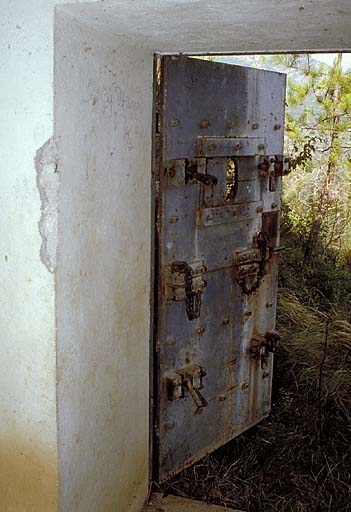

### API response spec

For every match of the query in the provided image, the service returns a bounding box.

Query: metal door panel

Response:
[196,217,262,270]
[154,56,286,482]
[162,168,199,263]
[163,58,285,159]
[160,269,232,474]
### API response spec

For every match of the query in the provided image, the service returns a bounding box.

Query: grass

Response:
[161,289,351,511]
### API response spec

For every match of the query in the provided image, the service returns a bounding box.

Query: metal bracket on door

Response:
[232,233,270,295]
[249,330,281,368]
[258,155,290,191]
[167,159,217,187]
[197,136,266,157]
[164,260,206,320]
[163,364,207,409]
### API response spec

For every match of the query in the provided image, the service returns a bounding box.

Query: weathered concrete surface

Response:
[0,2,60,510]
[35,137,59,274]
[60,0,351,54]
[55,12,153,512]
[146,494,245,512]
[0,2,97,509]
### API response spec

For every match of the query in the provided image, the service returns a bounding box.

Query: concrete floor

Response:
[146,494,244,511]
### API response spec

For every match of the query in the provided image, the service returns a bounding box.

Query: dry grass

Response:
[161,289,351,511]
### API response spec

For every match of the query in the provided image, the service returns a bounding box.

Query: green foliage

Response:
[279,207,351,311]
[277,54,351,265]
[289,136,316,172]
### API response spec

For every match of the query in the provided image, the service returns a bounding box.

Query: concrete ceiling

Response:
[60,0,351,54]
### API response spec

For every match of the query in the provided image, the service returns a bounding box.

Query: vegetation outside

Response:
[161,54,351,511]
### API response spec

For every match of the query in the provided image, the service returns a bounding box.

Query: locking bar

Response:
[197,136,266,157]
[167,158,218,187]
[185,160,218,185]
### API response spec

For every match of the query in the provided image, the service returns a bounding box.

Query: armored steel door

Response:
[153,56,287,482]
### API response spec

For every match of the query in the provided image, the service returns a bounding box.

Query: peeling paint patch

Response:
[35,137,59,273]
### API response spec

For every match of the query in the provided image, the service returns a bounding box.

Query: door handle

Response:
[163,364,207,410]
[185,161,218,186]
[183,376,207,409]
[193,172,218,186]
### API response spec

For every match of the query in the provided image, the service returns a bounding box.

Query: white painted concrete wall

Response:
[0,1,96,510]
[0,2,59,509]
[55,12,153,512]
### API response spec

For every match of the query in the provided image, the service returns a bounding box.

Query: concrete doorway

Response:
[52,2,351,511]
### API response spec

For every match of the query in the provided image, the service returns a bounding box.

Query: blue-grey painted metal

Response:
[155,56,286,482]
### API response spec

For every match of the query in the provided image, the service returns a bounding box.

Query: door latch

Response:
[163,364,207,410]
[185,160,218,186]
[165,260,206,320]
[232,232,269,295]
[249,330,281,368]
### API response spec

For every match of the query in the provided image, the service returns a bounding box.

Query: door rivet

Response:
[199,119,210,129]
[219,395,227,401]
[252,122,259,129]
[164,421,176,431]
[258,144,265,151]
[274,124,281,130]
[169,216,179,223]
[196,326,205,335]
[222,318,230,325]
[242,382,249,390]
[170,118,180,127]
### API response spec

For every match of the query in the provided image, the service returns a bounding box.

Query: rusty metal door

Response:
[153,56,287,482]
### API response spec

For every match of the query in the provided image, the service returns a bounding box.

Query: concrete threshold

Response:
[146,493,245,511]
